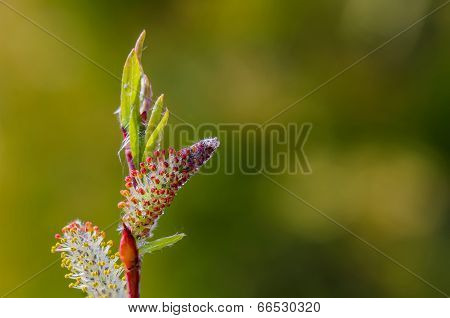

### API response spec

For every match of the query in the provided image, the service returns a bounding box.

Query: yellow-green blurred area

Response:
[0,0,449,297]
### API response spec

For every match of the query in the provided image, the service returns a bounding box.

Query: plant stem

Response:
[125,265,140,298]
[119,224,141,298]
[121,127,136,173]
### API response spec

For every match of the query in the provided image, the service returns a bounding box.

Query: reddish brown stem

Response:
[125,267,140,298]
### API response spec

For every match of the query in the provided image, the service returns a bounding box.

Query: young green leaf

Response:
[134,30,146,62]
[144,109,169,158]
[145,94,164,141]
[121,49,143,167]
[139,233,186,256]
[120,49,142,129]
[129,102,141,168]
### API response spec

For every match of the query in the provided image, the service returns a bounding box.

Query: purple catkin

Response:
[119,138,219,245]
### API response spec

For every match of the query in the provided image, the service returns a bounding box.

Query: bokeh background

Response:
[1,0,449,297]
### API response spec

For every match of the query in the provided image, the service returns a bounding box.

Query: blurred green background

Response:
[1,0,449,297]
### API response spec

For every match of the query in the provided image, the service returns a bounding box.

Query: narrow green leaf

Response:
[134,30,146,62]
[145,94,164,139]
[144,94,164,141]
[139,233,186,256]
[120,49,143,167]
[129,102,141,168]
[144,109,169,158]
[120,49,142,129]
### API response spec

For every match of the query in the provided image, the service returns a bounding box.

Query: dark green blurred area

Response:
[0,0,449,297]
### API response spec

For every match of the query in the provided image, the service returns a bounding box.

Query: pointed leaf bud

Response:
[119,224,140,298]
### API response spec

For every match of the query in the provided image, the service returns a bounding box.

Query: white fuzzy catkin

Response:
[52,220,126,297]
